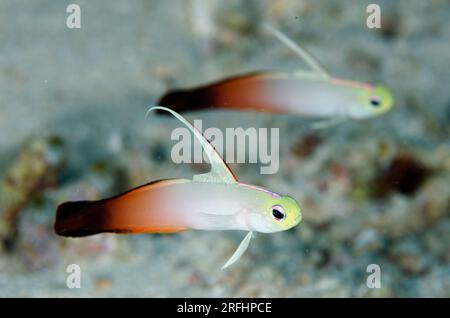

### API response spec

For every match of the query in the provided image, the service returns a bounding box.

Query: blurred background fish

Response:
[158,25,394,123]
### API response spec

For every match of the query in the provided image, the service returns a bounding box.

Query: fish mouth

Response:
[283,214,301,231]
[293,212,302,225]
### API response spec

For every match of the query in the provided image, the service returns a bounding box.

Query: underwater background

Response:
[0,0,449,297]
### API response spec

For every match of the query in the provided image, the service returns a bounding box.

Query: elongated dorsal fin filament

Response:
[264,24,331,80]
[146,106,237,184]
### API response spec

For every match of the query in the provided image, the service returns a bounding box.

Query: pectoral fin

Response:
[311,117,347,130]
[221,231,253,270]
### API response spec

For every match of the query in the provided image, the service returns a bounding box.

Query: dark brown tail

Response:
[54,200,106,237]
[157,88,218,114]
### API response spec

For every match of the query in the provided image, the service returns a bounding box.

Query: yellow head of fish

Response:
[359,85,394,117]
[249,192,302,233]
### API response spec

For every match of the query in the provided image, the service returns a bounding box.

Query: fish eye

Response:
[271,205,285,221]
[370,96,381,107]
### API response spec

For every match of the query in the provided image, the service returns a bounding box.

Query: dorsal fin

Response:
[264,24,331,80]
[146,106,237,184]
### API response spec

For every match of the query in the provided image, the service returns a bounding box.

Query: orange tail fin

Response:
[55,180,192,237]
[55,199,188,237]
